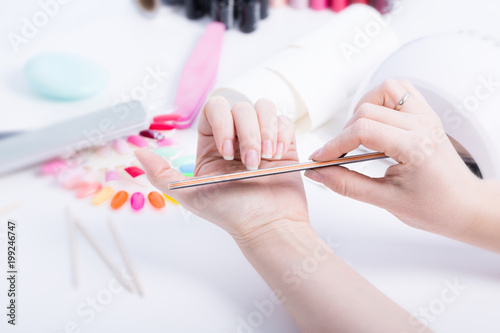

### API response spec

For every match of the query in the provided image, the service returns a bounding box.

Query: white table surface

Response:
[1,0,500,332]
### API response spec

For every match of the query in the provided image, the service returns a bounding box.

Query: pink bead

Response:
[331,0,348,12]
[127,135,149,148]
[157,137,178,147]
[62,173,85,189]
[41,160,67,175]
[124,166,145,178]
[105,170,121,182]
[76,182,102,198]
[113,138,132,155]
[130,192,145,211]
[310,0,328,10]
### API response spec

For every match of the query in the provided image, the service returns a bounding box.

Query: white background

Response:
[1,0,500,332]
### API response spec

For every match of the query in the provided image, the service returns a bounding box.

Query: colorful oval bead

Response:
[41,160,67,175]
[163,193,180,205]
[180,163,195,174]
[124,166,145,178]
[130,192,145,211]
[76,182,102,198]
[157,137,178,146]
[153,147,179,158]
[127,135,149,148]
[111,191,128,210]
[148,191,165,209]
[105,170,121,182]
[173,155,196,167]
[91,187,115,205]
[113,138,131,155]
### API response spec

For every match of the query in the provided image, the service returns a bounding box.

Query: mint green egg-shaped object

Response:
[23,53,108,100]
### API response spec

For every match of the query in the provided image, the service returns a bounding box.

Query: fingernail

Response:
[304,170,324,183]
[309,147,323,161]
[245,149,259,171]
[262,139,273,159]
[275,141,284,159]
[222,140,234,160]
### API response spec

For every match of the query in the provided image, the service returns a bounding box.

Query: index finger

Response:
[198,96,235,160]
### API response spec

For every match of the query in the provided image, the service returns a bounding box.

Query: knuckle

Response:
[381,78,400,92]
[328,175,350,198]
[398,79,414,89]
[356,103,372,119]
[353,118,371,136]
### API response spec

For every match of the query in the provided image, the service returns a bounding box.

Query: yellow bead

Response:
[91,187,115,205]
[163,193,180,206]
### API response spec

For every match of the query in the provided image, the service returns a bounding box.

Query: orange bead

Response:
[111,191,128,210]
[148,191,165,209]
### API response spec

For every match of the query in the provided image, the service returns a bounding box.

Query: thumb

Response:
[135,148,191,200]
[304,166,392,207]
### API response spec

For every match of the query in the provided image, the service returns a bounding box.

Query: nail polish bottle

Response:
[211,0,234,29]
[260,0,268,19]
[186,0,206,19]
[239,0,259,33]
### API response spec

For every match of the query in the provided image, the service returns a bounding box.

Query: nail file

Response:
[0,101,148,176]
[168,152,388,190]
[151,22,225,130]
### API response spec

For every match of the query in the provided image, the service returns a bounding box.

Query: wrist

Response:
[231,218,315,250]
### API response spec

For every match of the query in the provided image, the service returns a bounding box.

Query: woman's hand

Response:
[136,97,309,241]
[305,79,488,244]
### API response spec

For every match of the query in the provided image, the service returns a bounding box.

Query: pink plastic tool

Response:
[150,22,225,130]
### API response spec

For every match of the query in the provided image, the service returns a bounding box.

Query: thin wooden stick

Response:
[168,152,388,190]
[66,207,79,289]
[108,217,144,297]
[74,219,134,293]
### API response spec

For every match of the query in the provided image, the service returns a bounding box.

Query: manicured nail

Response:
[275,141,284,159]
[262,139,273,159]
[304,170,325,183]
[309,147,323,161]
[245,149,259,171]
[222,140,234,160]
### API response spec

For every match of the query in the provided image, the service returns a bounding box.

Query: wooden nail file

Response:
[168,152,388,190]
